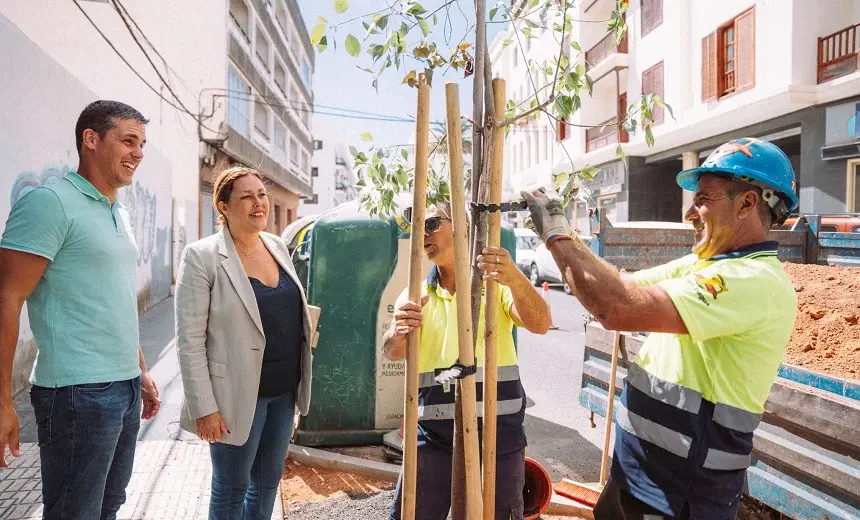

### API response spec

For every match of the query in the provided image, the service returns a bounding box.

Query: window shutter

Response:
[653,62,665,124]
[641,0,663,36]
[736,9,755,91]
[702,32,718,101]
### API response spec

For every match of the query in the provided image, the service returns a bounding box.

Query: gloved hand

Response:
[521,186,572,241]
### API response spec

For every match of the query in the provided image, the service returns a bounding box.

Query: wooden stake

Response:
[599,329,622,487]
[482,78,506,520]
[402,74,430,520]
[445,81,484,520]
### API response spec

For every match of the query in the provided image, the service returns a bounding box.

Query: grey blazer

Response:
[175,228,313,446]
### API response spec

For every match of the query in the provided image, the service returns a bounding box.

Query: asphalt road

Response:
[519,287,610,484]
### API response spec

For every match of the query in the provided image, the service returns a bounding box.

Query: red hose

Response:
[523,457,553,519]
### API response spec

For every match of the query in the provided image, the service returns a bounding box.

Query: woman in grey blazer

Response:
[175,166,313,519]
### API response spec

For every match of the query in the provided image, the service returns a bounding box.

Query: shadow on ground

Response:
[524,413,605,484]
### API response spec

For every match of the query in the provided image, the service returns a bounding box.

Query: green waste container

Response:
[294,200,518,447]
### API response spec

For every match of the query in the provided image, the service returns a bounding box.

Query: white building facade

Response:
[492,0,860,228]
[298,120,357,217]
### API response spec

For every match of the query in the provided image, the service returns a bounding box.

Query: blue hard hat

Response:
[676,138,799,212]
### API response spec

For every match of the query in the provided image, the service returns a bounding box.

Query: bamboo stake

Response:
[599,329,622,487]
[481,78,505,520]
[402,74,430,520]
[445,81,483,520]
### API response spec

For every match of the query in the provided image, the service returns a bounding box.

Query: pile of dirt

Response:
[781,262,860,382]
[280,458,396,511]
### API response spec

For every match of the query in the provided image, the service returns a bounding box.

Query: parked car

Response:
[513,227,574,294]
[778,213,860,233]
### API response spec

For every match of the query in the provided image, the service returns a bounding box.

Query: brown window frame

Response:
[704,7,755,101]
[641,61,665,126]
[641,0,663,38]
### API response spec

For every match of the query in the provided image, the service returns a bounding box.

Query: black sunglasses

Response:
[424,216,451,233]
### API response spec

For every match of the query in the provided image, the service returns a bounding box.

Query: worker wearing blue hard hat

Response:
[521,138,799,519]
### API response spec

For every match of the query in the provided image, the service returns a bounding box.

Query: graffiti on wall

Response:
[9,163,73,206]
[122,182,158,266]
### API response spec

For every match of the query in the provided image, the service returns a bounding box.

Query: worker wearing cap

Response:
[384,200,551,520]
[522,138,799,519]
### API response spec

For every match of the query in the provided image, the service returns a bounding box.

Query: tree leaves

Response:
[310,22,327,46]
[345,34,361,57]
[360,132,373,142]
[418,17,430,37]
[406,2,426,16]
[334,0,349,14]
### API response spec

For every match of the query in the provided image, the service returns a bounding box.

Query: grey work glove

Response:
[521,186,572,241]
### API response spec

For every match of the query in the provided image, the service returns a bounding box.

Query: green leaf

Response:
[418,17,429,37]
[401,148,409,161]
[561,178,577,198]
[585,74,594,96]
[554,172,571,191]
[527,0,539,7]
[424,67,434,86]
[575,63,585,76]
[433,14,438,25]
[317,16,328,23]
[310,22,327,45]
[530,97,538,109]
[334,0,349,13]
[553,95,574,119]
[616,144,628,171]
[317,35,328,52]
[360,131,373,142]
[580,165,600,181]
[665,102,676,121]
[525,19,539,29]
[349,145,359,157]
[558,54,570,71]
[490,7,498,20]
[645,125,655,148]
[522,27,532,38]
[571,40,582,52]
[407,2,427,15]
[503,39,514,48]
[345,34,361,57]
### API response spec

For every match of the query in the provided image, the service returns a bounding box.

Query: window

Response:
[526,135,532,168]
[311,167,319,177]
[533,129,540,163]
[227,67,250,137]
[557,118,568,141]
[256,26,270,71]
[641,62,664,125]
[513,48,518,68]
[229,0,250,42]
[307,194,319,204]
[301,151,310,173]
[641,0,663,37]
[275,2,288,39]
[702,8,754,101]
[274,121,286,151]
[274,205,282,231]
[254,101,269,138]
[274,61,286,93]
[301,58,312,89]
[290,137,299,165]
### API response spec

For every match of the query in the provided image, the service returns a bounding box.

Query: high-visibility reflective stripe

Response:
[418,397,523,420]
[418,365,521,389]
[626,363,702,414]
[615,403,692,459]
[713,403,762,433]
[703,448,751,470]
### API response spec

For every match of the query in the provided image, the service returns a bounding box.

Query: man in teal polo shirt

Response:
[0,100,161,519]
[522,138,799,519]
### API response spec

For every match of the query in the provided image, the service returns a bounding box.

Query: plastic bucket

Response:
[523,457,552,519]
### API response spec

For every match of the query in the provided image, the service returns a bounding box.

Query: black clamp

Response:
[470,200,528,214]
[434,361,478,385]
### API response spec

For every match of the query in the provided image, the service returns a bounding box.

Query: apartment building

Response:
[298,120,357,217]
[492,0,860,228]
[199,0,315,237]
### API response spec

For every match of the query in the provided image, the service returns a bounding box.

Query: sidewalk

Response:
[0,297,284,520]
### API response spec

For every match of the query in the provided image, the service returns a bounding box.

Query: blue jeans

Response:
[30,377,141,520]
[208,391,296,520]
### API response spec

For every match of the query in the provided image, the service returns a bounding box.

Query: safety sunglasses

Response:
[424,216,451,233]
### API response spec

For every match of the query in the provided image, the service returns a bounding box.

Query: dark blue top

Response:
[249,267,303,397]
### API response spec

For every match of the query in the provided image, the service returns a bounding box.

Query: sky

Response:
[297,0,504,150]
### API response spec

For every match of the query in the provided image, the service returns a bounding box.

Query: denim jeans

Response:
[30,377,141,520]
[389,444,526,520]
[208,391,296,520]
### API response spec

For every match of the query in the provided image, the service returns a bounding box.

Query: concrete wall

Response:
[1,0,229,277]
[800,106,852,213]
[0,14,174,394]
[791,0,857,86]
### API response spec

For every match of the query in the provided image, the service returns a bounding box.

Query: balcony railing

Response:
[818,23,860,83]
[586,116,628,152]
[585,31,628,71]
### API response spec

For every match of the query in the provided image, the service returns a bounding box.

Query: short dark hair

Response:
[75,100,149,154]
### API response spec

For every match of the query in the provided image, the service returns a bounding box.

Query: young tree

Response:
[311,1,670,517]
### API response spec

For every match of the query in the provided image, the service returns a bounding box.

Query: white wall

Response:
[791,0,858,86]
[299,119,355,217]
[1,0,228,268]
[0,13,174,394]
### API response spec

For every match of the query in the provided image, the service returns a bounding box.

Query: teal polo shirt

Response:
[0,172,140,387]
